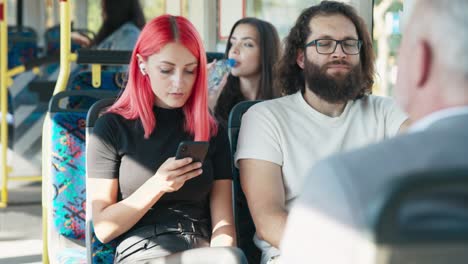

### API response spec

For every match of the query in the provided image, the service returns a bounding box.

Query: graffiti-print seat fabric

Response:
[47,91,118,263]
[51,112,87,240]
[49,111,87,263]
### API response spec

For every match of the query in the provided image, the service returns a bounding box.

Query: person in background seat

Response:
[211,17,282,128]
[72,0,145,51]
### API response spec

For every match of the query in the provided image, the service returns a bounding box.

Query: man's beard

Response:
[304,58,364,104]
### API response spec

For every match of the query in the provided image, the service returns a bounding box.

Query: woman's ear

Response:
[139,63,147,76]
[136,54,147,76]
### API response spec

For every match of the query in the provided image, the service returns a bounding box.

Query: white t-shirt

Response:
[234,91,407,261]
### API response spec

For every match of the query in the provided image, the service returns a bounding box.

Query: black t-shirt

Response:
[88,106,232,232]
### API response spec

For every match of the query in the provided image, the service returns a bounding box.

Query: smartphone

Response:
[175,141,210,163]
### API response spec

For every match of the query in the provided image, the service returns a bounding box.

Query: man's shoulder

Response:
[354,94,395,108]
[248,93,300,115]
[352,95,397,111]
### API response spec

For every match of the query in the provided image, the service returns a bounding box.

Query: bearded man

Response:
[234,1,409,263]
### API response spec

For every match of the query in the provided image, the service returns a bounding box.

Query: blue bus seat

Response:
[68,70,127,91]
[376,168,468,264]
[46,90,118,263]
[7,26,38,69]
[44,24,93,56]
[228,100,263,264]
[42,25,94,76]
[66,70,126,110]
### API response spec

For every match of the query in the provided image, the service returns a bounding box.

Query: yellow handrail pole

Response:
[54,0,72,95]
[42,1,72,262]
[0,0,9,208]
[91,64,102,87]
[6,65,26,78]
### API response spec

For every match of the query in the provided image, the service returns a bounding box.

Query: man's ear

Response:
[416,40,432,88]
[296,50,305,69]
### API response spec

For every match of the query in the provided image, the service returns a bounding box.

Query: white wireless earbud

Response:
[139,63,146,75]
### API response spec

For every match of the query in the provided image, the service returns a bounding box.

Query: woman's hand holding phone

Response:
[151,157,202,193]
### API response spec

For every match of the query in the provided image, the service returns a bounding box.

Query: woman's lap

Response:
[114,225,210,264]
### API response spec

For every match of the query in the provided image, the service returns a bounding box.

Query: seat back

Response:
[85,98,118,264]
[228,100,262,264]
[8,26,38,68]
[46,90,118,263]
[65,70,125,111]
[44,24,91,56]
[376,168,468,264]
[68,70,127,91]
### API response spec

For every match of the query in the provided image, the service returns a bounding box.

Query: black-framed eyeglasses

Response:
[305,39,363,55]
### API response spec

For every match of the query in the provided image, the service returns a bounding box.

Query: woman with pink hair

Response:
[87,15,244,263]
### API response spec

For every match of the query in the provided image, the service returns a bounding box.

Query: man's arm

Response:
[210,180,236,247]
[239,158,287,248]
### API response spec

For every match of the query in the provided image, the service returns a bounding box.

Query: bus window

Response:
[246,0,321,38]
[374,0,404,96]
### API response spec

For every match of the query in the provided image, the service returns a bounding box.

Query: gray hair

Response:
[414,0,468,76]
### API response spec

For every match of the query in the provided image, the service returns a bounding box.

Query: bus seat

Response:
[66,71,126,109]
[68,70,127,91]
[7,26,38,69]
[228,100,263,264]
[85,98,118,263]
[376,168,468,264]
[46,90,118,263]
[44,24,92,56]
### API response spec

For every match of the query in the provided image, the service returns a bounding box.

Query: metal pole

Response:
[0,0,9,208]
[42,0,73,262]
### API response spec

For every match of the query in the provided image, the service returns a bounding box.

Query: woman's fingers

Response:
[154,158,203,193]
[207,60,217,70]
[162,157,193,171]
[159,157,202,178]
[177,168,203,182]
[170,161,203,179]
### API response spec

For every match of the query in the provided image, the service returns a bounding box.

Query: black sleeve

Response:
[87,114,121,179]
[211,125,233,180]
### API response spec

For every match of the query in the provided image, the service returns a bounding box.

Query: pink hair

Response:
[107,15,217,140]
